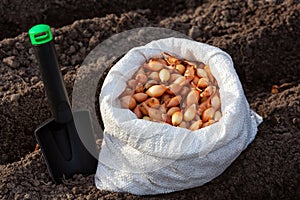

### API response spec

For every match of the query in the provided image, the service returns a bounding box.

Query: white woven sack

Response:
[95,38,262,195]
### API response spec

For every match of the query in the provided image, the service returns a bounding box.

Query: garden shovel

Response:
[29,24,98,183]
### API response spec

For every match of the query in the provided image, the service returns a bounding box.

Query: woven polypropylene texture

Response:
[95,38,263,195]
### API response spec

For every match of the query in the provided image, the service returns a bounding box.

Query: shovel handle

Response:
[29,24,73,124]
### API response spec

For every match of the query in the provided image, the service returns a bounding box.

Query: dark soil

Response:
[0,0,199,40]
[1,0,300,199]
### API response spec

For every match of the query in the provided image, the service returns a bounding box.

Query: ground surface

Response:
[0,0,299,199]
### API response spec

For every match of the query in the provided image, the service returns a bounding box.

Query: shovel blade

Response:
[35,110,98,183]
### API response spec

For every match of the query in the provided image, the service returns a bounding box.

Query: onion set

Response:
[119,52,222,131]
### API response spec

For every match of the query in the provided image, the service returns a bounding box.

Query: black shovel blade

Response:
[35,110,98,183]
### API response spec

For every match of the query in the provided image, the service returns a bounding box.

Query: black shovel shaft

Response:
[34,41,73,124]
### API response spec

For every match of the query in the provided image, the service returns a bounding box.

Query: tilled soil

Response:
[0,0,300,199]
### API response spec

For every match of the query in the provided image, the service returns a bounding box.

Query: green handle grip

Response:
[29,24,53,45]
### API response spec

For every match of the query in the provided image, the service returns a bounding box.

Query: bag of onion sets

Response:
[95,38,262,195]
